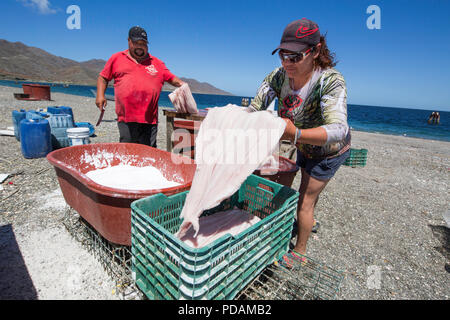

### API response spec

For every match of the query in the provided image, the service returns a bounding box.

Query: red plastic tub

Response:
[254,156,300,188]
[47,143,196,245]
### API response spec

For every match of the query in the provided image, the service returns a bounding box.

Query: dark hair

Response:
[313,35,337,69]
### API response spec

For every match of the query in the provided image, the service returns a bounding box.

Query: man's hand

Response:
[168,76,184,88]
[96,75,109,110]
[96,95,107,110]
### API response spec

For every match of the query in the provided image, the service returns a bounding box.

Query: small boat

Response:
[90,89,115,101]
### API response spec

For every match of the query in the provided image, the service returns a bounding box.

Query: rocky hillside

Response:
[0,39,232,95]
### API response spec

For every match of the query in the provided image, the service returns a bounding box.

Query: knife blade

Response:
[96,107,105,127]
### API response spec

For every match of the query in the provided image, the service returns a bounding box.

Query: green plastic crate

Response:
[131,174,299,300]
[343,148,368,167]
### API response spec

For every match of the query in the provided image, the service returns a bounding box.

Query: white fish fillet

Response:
[179,207,261,248]
[169,83,198,114]
[175,104,286,238]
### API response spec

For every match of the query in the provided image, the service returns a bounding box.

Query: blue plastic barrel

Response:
[12,109,27,141]
[47,106,74,122]
[47,114,75,149]
[19,118,52,159]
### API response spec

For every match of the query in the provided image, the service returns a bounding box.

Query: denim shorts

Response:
[296,149,350,181]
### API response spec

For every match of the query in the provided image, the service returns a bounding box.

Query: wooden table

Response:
[162,108,208,152]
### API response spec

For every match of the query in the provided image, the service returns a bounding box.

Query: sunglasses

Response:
[279,48,312,63]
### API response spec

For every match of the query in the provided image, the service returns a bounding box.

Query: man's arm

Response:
[96,75,109,110]
[167,76,184,88]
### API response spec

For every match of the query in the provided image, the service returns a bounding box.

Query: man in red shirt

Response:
[96,26,184,147]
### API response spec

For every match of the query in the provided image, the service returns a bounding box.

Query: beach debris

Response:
[0,174,9,184]
[0,188,20,201]
[0,129,15,136]
[443,210,450,228]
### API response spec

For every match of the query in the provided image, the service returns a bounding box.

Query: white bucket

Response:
[67,127,90,146]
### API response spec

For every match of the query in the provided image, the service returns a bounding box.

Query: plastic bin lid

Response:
[67,127,90,134]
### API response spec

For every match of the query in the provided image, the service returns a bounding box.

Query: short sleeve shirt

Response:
[100,50,175,124]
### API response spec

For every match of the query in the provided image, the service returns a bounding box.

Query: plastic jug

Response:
[19,118,52,159]
[12,109,27,141]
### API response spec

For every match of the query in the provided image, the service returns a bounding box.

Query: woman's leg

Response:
[293,168,329,255]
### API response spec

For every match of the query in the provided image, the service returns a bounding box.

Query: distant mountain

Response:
[163,77,233,96]
[0,39,233,95]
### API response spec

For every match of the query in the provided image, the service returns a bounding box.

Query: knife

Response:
[96,107,105,127]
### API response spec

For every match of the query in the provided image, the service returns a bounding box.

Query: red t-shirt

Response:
[100,50,175,124]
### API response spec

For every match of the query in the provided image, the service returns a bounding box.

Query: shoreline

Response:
[0,85,449,300]
[0,79,236,97]
[1,84,448,143]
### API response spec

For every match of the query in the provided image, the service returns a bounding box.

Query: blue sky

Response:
[1,0,450,111]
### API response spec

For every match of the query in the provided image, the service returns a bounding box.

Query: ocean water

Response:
[2,80,449,142]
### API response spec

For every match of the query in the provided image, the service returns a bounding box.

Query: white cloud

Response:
[19,0,58,15]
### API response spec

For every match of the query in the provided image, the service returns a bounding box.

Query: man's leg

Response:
[149,124,157,148]
[137,123,157,148]
[117,122,134,143]
[294,168,329,255]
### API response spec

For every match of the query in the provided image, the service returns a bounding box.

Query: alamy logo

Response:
[145,65,158,76]
[366,5,381,30]
[66,5,81,30]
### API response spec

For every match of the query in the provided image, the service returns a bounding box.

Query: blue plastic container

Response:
[47,106,74,122]
[12,109,27,141]
[74,122,95,137]
[19,118,52,159]
[47,114,75,149]
[25,110,51,120]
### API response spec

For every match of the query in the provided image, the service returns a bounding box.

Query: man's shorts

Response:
[296,149,350,181]
[117,122,158,148]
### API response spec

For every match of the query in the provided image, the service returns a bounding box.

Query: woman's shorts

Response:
[296,149,350,181]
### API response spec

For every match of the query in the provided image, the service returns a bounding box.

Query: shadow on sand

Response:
[428,224,450,273]
[0,224,38,299]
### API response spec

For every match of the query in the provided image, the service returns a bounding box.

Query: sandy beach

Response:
[0,84,448,300]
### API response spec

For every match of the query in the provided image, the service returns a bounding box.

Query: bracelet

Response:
[295,128,301,143]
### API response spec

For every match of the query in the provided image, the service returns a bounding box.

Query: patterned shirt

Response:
[249,67,351,158]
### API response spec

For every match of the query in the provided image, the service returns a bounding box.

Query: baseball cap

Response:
[272,18,320,55]
[129,26,148,43]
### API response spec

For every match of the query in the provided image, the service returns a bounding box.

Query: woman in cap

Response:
[249,18,351,266]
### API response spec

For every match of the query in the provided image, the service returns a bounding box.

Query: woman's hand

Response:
[280,117,297,143]
[280,118,329,146]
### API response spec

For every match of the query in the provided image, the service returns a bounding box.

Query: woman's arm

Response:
[248,68,284,112]
[281,118,328,146]
[318,72,349,144]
